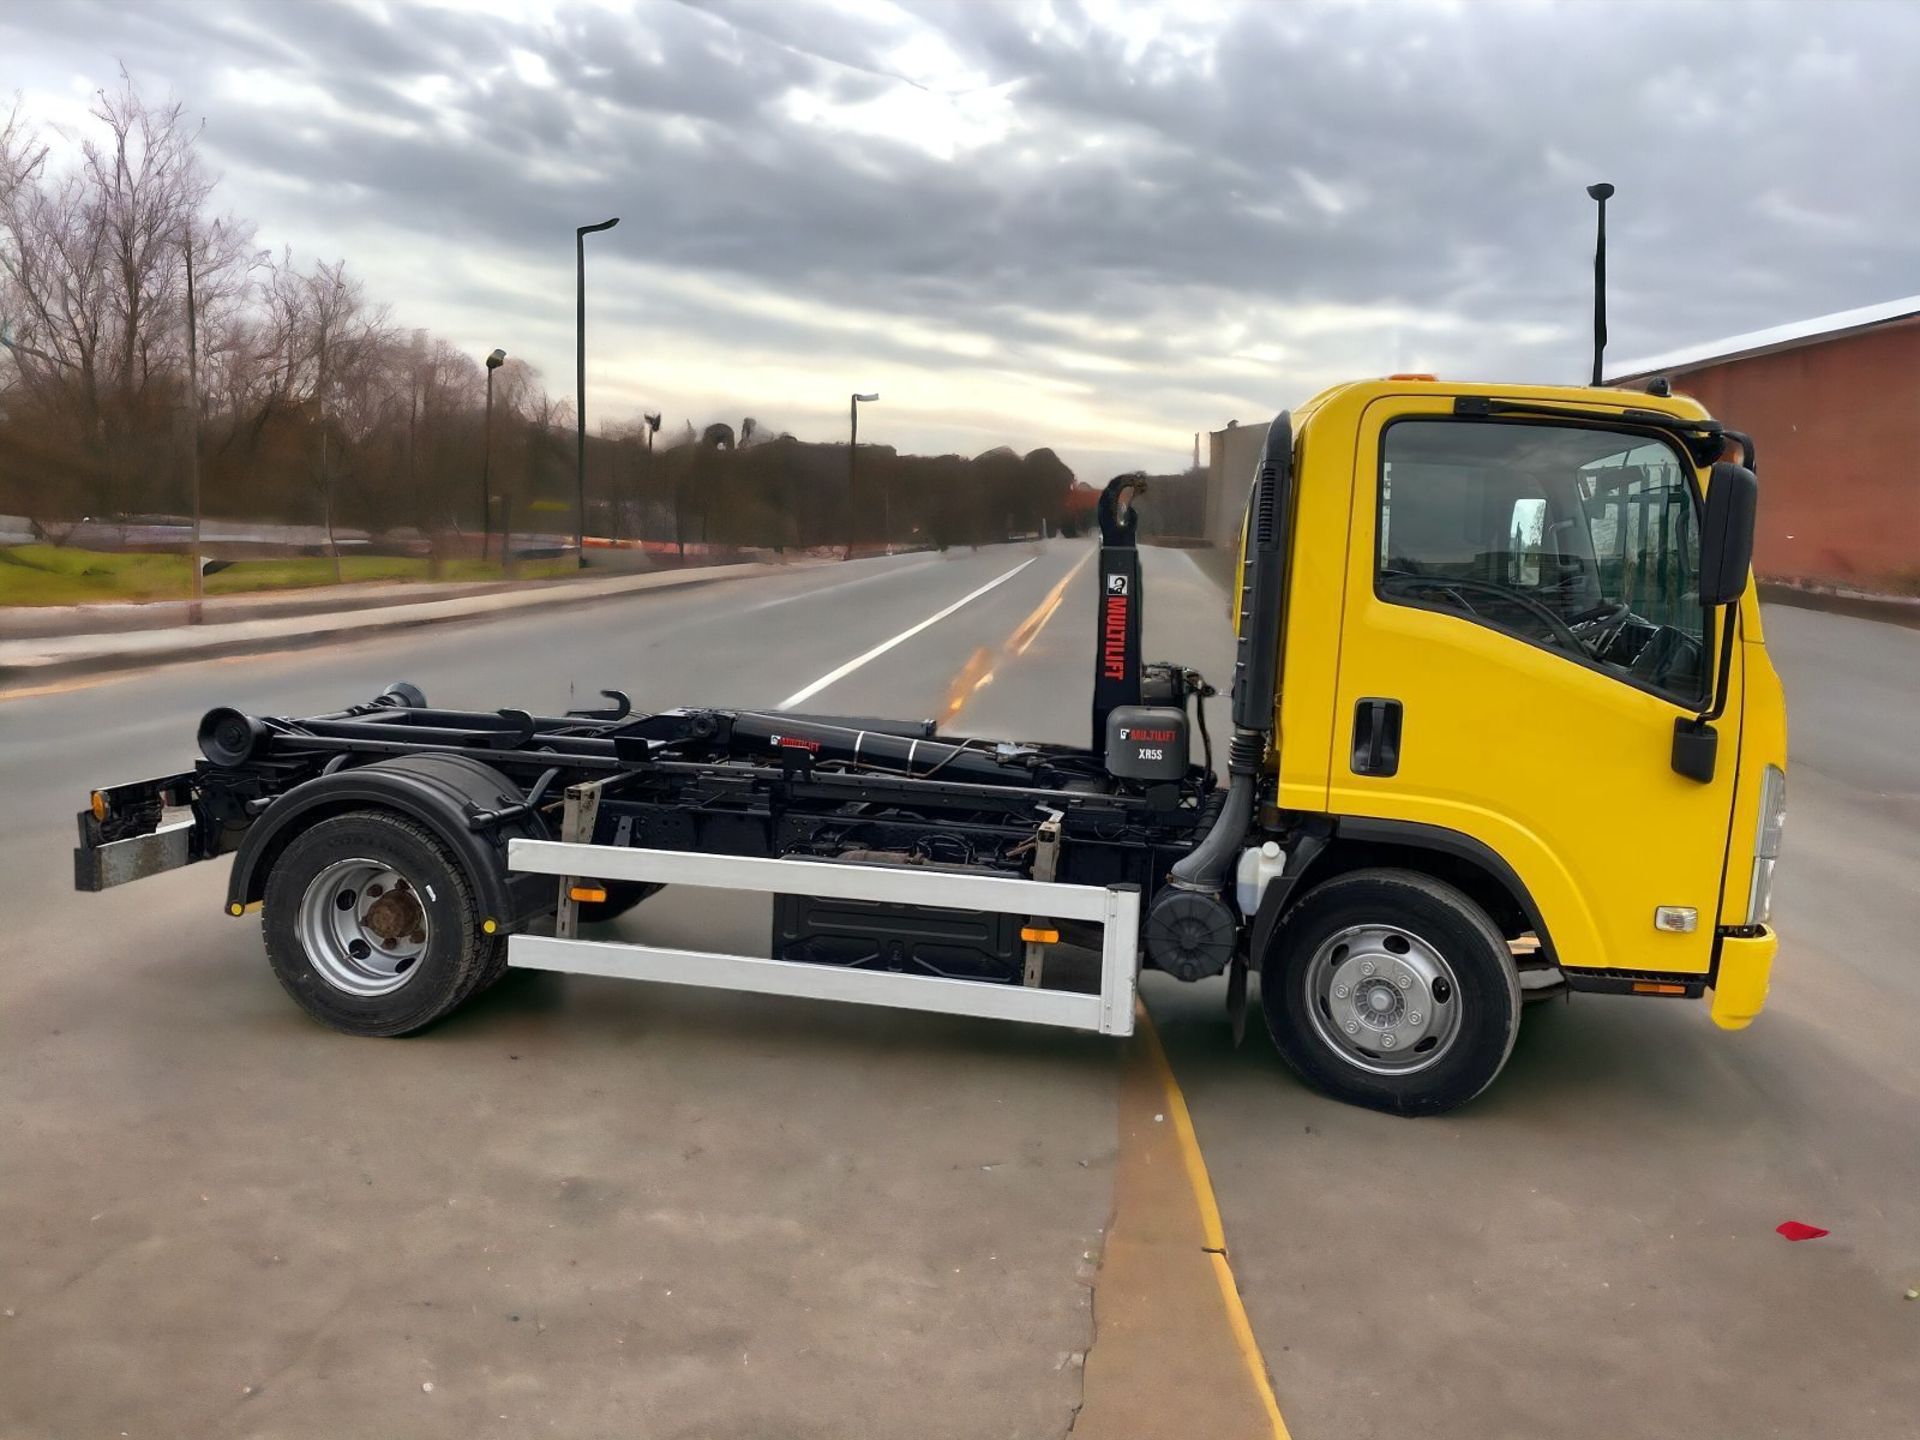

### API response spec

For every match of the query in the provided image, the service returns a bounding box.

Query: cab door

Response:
[1329,396,1741,976]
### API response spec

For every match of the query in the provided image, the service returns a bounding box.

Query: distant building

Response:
[1205,418,1270,551]
[1610,297,1920,592]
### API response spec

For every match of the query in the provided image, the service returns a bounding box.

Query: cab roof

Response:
[1293,377,1713,427]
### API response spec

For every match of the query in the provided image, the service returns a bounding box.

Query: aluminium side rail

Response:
[506,840,1142,1036]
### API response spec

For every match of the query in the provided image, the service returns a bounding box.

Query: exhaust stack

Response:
[1587,181,1614,386]
[1147,413,1292,979]
[1147,414,1292,976]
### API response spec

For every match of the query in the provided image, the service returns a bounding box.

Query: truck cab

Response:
[1240,379,1785,1110]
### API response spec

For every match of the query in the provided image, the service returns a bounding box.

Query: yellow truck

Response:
[74,377,1785,1116]
[1238,378,1784,1110]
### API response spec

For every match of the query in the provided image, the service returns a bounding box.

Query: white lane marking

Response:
[776,558,1038,711]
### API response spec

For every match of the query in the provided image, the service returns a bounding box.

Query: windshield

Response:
[1377,418,1709,704]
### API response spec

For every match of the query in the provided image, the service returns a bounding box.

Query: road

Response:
[2,542,1915,1438]
[1153,600,1920,1440]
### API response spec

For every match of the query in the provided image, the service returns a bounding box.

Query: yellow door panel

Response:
[1332,396,1742,975]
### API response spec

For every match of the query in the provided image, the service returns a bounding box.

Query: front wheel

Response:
[1261,868,1521,1116]
[262,811,501,1036]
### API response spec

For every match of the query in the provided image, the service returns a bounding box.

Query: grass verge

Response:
[0,546,573,607]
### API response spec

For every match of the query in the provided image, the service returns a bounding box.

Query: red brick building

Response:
[1610,298,1920,593]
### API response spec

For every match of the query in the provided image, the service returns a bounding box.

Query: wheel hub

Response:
[296,858,432,998]
[1307,924,1461,1074]
[1354,977,1404,1029]
[362,883,425,945]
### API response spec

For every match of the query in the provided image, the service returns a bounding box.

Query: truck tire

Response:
[1261,868,1521,1116]
[262,810,503,1036]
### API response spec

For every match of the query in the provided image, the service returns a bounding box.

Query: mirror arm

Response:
[1695,602,1739,725]
[1672,603,1739,783]
[1722,429,1757,470]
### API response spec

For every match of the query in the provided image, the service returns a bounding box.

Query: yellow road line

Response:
[1138,1005,1294,1440]
[931,544,1287,1432]
[945,549,1091,725]
[1014,589,1065,655]
[1013,547,1092,653]
[0,673,133,703]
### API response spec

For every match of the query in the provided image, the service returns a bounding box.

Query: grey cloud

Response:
[2,0,1914,476]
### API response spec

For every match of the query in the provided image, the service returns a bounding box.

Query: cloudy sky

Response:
[3,0,1913,479]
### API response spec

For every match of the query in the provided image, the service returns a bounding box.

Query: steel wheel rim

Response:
[296,857,431,998]
[1302,923,1462,1075]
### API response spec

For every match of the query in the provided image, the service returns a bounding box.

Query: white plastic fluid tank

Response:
[1236,841,1286,917]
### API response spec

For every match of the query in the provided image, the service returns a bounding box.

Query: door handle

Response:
[1351,698,1402,777]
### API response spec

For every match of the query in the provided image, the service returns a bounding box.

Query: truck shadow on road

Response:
[445,962,1122,1083]
[1143,973,1761,1133]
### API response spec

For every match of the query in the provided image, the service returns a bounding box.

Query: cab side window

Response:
[1377,419,1709,705]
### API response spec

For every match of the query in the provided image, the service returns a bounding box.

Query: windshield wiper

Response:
[1451,396,1749,469]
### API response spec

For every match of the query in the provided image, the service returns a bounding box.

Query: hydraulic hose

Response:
[1168,730,1260,890]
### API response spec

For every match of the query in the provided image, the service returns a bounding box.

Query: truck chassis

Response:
[77,683,1213,1030]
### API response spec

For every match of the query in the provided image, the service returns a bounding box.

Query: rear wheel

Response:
[1261,868,1521,1116]
[263,811,500,1036]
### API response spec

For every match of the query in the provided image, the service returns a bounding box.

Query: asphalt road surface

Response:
[1153,599,1920,1440]
[2,542,1914,1438]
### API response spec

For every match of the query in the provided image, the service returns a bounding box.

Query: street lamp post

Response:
[642,411,662,548]
[848,391,878,560]
[182,221,207,624]
[1586,182,1614,386]
[482,348,506,561]
[576,216,620,568]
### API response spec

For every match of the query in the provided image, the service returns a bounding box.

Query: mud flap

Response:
[1227,954,1249,1047]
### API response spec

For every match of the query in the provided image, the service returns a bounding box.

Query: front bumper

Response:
[1708,926,1777,1031]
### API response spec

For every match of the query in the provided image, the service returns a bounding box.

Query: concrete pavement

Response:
[3,540,1916,1438]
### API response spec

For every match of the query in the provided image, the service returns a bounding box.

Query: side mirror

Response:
[1698,461,1757,606]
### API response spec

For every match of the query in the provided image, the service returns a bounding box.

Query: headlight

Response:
[1746,765,1786,925]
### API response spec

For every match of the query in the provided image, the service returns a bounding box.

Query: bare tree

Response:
[3,73,1070,573]
[255,255,393,577]
[0,76,254,531]
[411,337,482,550]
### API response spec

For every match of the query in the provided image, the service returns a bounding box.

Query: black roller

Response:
[1144,887,1238,982]
[377,681,429,709]
[197,707,270,767]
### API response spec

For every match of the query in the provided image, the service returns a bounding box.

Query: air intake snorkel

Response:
[1168,412,1292,893]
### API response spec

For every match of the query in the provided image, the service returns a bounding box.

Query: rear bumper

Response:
[74,820,196,891]
[1709,926,1777,1031]
[72,772,203,893]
